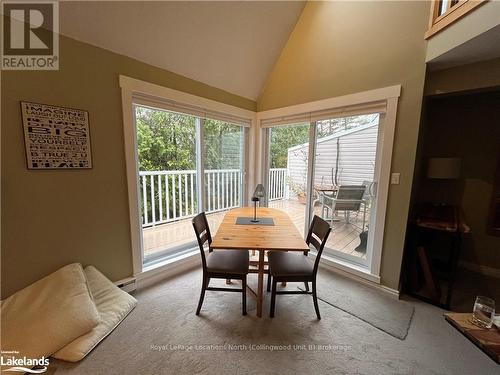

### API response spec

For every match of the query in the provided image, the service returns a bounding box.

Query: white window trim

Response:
[256,85,401,284]
[120,75,257,277]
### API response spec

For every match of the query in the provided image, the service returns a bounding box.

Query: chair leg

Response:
[267,273,271,292]
[304,281,309,291]
[196,276,208,315]
[312,279,321,320]
[270,279,277,318]
[242,276,247,316]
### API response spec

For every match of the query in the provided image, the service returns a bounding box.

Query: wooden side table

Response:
[445,313,500,364]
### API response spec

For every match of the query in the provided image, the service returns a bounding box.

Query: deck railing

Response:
[140,168,288,227]
[268,168,287,201]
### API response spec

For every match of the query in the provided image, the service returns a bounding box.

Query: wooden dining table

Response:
[210,207,310,317]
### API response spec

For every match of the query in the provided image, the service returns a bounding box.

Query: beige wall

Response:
[425,57,500,96]
[257,1,430,289]
[1,35,255,298]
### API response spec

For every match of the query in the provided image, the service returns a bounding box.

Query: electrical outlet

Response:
[391,173,400,185]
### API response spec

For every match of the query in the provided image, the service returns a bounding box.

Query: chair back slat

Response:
[305,215,332,273]
[192,212,212,270]
[308,236,321,252]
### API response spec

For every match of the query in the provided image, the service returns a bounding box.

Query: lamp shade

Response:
[427,158,461,179]
[253,184,265,198]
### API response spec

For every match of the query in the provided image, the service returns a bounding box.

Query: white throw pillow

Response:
[53,266,137,362]
[1,263,100,366]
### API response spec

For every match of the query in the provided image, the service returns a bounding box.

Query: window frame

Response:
[425,0,486,39]
[120,75,255,276]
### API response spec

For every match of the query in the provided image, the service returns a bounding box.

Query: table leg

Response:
[256,250,265,317]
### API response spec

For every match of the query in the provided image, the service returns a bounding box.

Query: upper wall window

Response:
[426,0,486,39]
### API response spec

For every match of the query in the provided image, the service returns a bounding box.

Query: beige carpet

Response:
[50,268,499,375]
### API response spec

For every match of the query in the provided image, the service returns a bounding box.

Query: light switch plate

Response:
[391,173,400,185]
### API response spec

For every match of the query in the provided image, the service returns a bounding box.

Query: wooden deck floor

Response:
[268,199,367,260]
[143,199,367,260]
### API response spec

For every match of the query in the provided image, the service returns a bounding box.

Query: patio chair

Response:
[319,184,367,229]
[192,212,249,316]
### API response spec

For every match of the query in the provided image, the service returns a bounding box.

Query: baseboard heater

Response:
[114,277,137,293]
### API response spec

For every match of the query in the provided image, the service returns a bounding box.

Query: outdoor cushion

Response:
[0,263,100,366]
[53,266,137,362]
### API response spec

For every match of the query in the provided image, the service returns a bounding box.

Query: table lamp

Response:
[427,157,461,205]
[251,184,265,222]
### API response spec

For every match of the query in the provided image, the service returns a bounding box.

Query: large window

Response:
[135,105,246,265]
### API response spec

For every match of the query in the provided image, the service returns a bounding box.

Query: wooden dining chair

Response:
[192,212,249,316]
[267,215,331,319]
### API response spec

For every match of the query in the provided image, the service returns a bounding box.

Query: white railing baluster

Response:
[225,172,228,208]
[150,175,156,225]
[178,174,183,218]
[212,172,216,210]
[217,172,221,210]
[158,174,162,221]
[223,173,227,208]
[230,172,233,208]
[207,172,211,212]
[190,173,194,215]
[184,174,188,215]
[165,175,170,221]
[172,174,176,219]
[142,175,148,225]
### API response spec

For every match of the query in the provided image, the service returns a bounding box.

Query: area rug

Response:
[298,270,414,340]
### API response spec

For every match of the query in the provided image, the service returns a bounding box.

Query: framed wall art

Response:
[21,101,92,169]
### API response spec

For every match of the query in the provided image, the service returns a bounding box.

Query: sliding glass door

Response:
[134,104,246,265]
[267,123,310,237]
[263,113,383,269]
[311,114,380,266]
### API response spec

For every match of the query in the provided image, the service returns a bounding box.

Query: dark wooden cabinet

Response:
[487,152,500,237]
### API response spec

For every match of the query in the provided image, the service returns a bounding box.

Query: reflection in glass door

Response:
[203,119,244,236]
[310,114,380,264]
[267,123,310,237]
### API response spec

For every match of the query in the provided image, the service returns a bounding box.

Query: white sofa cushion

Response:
[53,266,137,362]
[1,263,100,364]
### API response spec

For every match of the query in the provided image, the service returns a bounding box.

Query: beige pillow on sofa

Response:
[53,266,137,362]
[1,263,100,364]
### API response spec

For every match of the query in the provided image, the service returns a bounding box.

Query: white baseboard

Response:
[136,251,200,289]
[319,260,400,299]
[126,249,400,299]
[459,261,500,279]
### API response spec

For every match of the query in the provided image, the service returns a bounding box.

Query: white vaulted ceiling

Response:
[59,1,305,100]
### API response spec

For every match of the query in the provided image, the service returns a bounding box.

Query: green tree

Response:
[136,107,196,171]
[269,124,310,168]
